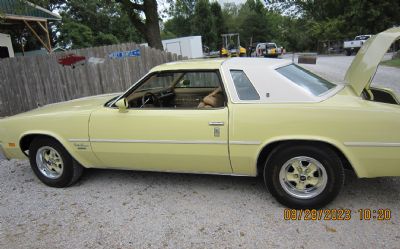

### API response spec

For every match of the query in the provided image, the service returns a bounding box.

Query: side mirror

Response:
[115,98,128,112]
[180,79,190,87]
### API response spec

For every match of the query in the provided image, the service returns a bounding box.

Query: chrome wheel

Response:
[279,156,327,199]
[36,146,64,179]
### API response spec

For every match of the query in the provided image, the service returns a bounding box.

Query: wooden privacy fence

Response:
[0,42,186,117]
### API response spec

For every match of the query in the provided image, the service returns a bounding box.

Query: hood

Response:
[345,27,400,95]
[11,93,120,118]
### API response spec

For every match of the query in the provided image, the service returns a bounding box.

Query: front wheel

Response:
[264,144,344,209]
[29,137,84,187]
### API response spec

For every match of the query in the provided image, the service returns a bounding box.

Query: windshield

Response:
[276,64,336,96]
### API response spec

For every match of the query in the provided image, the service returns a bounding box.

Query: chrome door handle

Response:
[209,121,224,126]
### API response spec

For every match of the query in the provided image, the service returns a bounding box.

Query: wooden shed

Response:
[0,0,61,53]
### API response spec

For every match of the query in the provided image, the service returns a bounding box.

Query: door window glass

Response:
[175,72,220,88]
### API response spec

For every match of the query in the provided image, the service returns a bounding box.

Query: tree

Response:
[210,2,225,49]
[117,0,163,50]
[56,0,142,49]
[163,0,196,38]
[271,0,400,42]
[58,22,94,48]
[168,0,196,18]
[222,3,240,34]
[192,0,216,49]
[163,15,191,38]
[238,0,271,46]
[94,33,119,46]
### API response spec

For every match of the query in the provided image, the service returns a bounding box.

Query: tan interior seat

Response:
[198,87,224,108]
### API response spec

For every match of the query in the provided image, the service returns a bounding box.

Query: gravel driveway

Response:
[1,55,400,249]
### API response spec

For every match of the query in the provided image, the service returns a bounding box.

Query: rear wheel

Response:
[345,49,352,56]
[29,137,83,187]
[264,144,344,209]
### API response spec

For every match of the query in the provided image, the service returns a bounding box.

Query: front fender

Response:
[19,130,100,168]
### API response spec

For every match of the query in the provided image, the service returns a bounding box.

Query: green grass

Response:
[381,58,400,68]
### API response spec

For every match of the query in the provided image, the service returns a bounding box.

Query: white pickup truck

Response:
[343,35,372,56]
[254,42,281,58]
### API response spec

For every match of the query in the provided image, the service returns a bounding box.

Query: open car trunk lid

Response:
[345,27,400,96]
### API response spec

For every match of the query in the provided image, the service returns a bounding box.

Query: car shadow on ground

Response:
[78,167,267,196]
[75,167,400,208]
[3,159,399,209]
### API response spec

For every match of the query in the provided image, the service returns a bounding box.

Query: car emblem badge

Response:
[214,127,220,137]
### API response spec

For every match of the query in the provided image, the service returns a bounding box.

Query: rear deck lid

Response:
[345,27,400,95]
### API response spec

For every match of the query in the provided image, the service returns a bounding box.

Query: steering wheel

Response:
[141,92,160,107]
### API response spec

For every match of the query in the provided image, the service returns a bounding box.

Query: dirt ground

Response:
[1,55,400,249]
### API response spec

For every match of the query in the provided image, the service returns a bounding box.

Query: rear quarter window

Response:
[276,64,336,96]
[230,70,260,100]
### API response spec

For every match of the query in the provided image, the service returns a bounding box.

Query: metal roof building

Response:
[0,0,61,53]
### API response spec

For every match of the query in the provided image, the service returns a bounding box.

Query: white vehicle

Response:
[255,42,281,58]
[344,35,372,56]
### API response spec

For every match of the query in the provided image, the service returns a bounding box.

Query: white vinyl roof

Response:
[220,57,343,104]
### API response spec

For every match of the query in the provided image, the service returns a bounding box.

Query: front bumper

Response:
[0,144,9,160]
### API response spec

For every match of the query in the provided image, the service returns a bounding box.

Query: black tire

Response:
[29,137,84,188]
[345,49,352,56]
[264,144,344,209]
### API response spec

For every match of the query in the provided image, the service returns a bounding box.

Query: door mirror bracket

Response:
[115,98,128,112]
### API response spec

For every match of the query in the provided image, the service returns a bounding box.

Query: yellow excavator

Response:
[220,33,246,57]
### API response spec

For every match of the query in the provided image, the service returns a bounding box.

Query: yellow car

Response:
[0,28,399,208]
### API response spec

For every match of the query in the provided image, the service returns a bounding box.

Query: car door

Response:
[88,71,232,174]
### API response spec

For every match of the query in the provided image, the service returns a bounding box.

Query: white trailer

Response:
[162,36,203,59]
[0,33,15,58]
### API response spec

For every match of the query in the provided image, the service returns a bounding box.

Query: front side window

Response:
[276,64,336,96]
[135,73,180,92]
[124,71,225,109]
[230,70,260,100]
[175,72,220,88]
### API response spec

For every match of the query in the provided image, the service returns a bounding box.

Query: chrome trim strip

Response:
[90,139,227,145]
[344,142,400,147]
[230,141,261,145]
[68,139,90,142]
[70,138,261,145]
